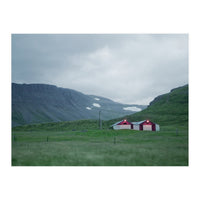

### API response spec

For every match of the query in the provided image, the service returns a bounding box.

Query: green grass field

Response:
[12,127,188,166]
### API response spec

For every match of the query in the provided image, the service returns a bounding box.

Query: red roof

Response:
[140,120,155,125]
[117,119,132,125]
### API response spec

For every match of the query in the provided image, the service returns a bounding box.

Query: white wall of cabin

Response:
[133,124,140,130]
[113,123,160,131]
[156,124,160,131]
[143,125,152,131]
[113,125,131,130]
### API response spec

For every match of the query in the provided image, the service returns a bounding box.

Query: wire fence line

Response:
[12,129,188,144]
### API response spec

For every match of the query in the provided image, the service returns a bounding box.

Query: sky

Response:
[12,34,188,105]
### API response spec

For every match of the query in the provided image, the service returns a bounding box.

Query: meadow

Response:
[12,127,188,166]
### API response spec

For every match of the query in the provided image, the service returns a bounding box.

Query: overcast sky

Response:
[12,34,188,105]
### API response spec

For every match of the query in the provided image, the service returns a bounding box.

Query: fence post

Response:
[99,111,102,129]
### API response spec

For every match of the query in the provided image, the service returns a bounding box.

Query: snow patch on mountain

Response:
[93,103,101,107]
[123,106,142,112]
[86,107,92,110]
[94,97,100,101]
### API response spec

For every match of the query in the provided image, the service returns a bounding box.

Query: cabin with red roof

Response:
[132,119,160,131]
[111,119,133,130]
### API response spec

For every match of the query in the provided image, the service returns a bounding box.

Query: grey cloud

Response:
[12,34,188,105]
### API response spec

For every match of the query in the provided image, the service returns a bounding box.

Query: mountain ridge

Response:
[12,83,146,126]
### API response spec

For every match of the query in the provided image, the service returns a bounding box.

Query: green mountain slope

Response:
[107,84,188,128]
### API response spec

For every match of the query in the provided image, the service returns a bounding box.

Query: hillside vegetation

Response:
[107,85,188,129]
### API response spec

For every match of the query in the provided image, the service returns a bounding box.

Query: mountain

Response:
[108,84,188,128]
[12,84,188,132]
[12,83,146,127]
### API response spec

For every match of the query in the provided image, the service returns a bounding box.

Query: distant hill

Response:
[12,83,146,126]
[107,84,188,128]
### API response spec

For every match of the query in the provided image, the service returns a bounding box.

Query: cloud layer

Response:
[12,34,188,104]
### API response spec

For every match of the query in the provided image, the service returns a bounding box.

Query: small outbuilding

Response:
[111,119,160,131]
[111,119,133,130]
[132,119,160,131]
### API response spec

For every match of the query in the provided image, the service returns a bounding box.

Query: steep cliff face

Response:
[12,83,146,126]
